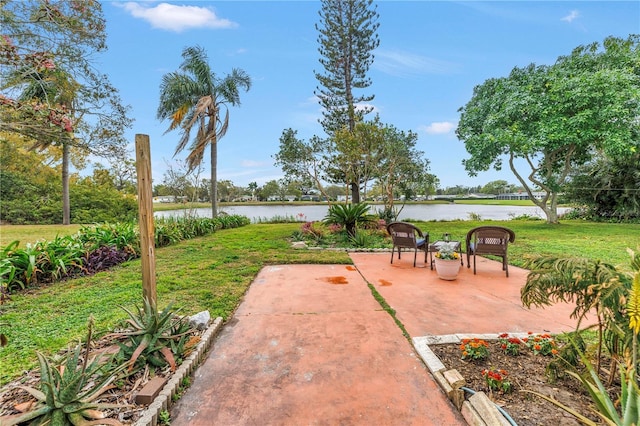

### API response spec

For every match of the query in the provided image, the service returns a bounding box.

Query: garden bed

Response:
[430,339,605,425]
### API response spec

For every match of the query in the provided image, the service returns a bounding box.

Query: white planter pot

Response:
[434,258,460,281]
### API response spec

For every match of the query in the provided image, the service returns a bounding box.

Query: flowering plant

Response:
[523,332,558,356]
[435,242,460,260]
[482,368,513,394]
[498,333,523,356]
[460,338,489,360]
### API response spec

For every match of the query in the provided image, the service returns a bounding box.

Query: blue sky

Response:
[98,1,640,190]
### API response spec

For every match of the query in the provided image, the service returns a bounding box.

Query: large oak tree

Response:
[457,35,640,224]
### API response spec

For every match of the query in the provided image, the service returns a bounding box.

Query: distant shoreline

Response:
[153,199,551,212]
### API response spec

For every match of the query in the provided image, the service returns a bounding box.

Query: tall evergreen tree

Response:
[314,0,379,203]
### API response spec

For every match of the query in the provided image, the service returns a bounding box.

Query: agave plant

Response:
[323,203,375,237]
[0,319,129,426]
[113,298,193,372]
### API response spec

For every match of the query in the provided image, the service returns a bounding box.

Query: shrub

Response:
[324,203,375,237]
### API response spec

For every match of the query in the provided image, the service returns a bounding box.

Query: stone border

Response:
[413,333,529,426]
[133,317,224,426]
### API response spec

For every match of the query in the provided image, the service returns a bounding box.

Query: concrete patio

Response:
[169,253,583,425]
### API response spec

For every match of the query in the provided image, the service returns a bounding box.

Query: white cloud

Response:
[241,160,267,168]
[355,102,380,114]
[375,49,459,77]
[120,2,238,32]
[561,10,580,23]
[419,121,456,135]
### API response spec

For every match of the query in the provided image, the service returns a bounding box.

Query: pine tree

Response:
[314,0,380,203]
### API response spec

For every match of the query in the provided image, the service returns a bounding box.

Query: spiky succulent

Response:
[0,319,129,426]
[113,298,192,372]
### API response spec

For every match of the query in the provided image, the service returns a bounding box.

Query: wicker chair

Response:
[386,222,429,267]
[465,226,516,277]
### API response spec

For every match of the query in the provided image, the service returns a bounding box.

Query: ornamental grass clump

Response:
[498,333,523,356]
[460,338,489,361]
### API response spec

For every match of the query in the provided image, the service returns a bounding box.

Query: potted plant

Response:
[434,242,461,280]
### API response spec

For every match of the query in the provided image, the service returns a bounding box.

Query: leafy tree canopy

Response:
[457,35,640,223]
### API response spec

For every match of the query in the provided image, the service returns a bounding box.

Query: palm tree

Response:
[157,46,251,218]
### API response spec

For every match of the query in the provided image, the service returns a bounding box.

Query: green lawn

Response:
[0,224,83,247]
[0,219,638,385]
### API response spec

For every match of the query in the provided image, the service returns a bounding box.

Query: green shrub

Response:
[324,203,375,236]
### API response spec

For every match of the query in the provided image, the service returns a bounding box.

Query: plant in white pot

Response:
[434,242,461,280]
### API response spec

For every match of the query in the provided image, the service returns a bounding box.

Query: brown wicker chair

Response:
[465,226,516,277]
[386,222,429,267]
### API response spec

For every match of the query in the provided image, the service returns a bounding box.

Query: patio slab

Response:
[169,253,587,425]
[350,252,583,337]
[170,264,465,426]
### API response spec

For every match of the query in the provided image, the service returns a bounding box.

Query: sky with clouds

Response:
[98,1,640,190]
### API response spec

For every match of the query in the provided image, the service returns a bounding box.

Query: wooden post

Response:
[135,134,157,310]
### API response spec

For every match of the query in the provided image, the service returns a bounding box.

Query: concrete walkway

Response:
[170,254,583,426]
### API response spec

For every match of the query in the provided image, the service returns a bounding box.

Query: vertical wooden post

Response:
[135,134,157,310]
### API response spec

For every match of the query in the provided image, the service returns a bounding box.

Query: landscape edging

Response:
[133,316,224,426]
[413,333,530,426]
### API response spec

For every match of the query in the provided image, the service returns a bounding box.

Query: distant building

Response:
[267,195,297,202]
[495,191,546,200]
[153,196,175,203]
[467,193,496,199]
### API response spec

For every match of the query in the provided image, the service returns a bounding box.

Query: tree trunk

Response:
[350,182,360,204]
[508,154,559,224]
[62,141,70,225]
[210,138,218,219]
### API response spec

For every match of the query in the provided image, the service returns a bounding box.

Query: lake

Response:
[155,203,571,222]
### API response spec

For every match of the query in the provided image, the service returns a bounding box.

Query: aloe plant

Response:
[113,298,193,372]
[0,319,129,426]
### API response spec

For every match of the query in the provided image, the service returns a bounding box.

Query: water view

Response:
[155,203,571,223]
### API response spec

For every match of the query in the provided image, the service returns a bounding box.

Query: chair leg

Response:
[413,249,417,267]
[473,254,477,275]
[390,247,394,264]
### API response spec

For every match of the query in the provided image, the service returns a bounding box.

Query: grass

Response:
[1,219,639,386]
[0,223,349,385]
[0,224,83,247]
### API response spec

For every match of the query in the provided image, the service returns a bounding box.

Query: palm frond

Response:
[628,270,640,334]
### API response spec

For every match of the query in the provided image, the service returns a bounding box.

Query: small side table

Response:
[428,240,463,270]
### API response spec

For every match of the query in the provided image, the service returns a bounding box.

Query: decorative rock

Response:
[291,241,308,249]
[189,310,211,330]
